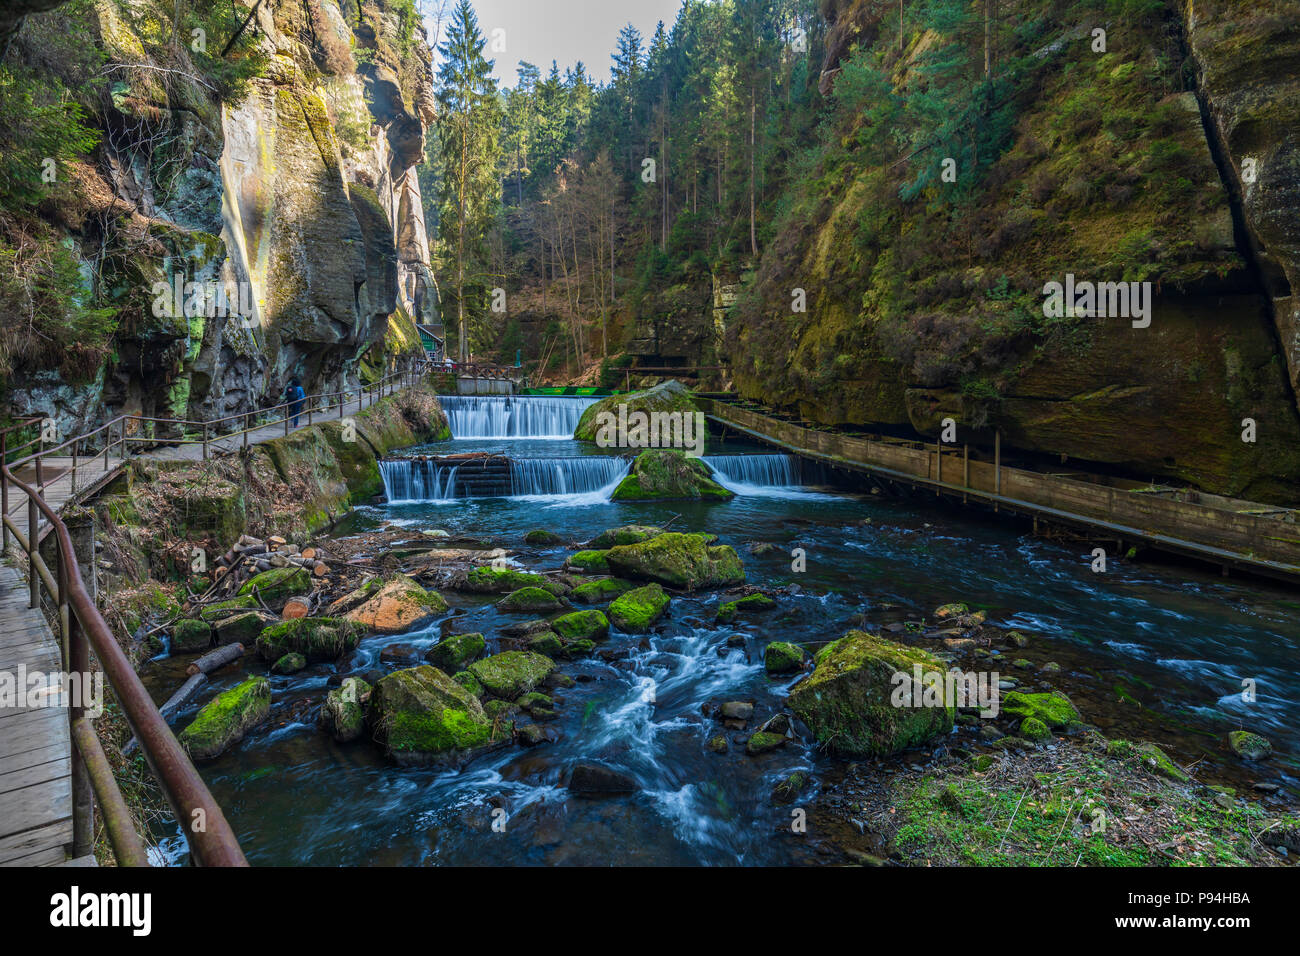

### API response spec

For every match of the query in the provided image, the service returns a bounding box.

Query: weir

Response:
[440,395,597,439]
[380,455,630,501]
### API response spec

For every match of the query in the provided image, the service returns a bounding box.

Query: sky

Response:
[425,0,688,88]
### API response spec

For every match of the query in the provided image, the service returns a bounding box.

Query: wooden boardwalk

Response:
[0,386,404,865]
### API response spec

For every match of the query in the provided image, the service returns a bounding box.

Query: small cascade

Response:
[440,395,596,439]
[510,457,631,496]
[380,455,629,501]
[703,454,801,489]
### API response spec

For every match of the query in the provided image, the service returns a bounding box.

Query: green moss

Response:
[462,566,568,595]
[255,616,364,662]
[569,577,636,604]
[369,665,499,764]
[610,450,734,502]
[271,651,307,675]
[1020,717,1051,742]
[607,583,670,633]
[171,619,211,654]
[566,549,611,573]
[496,586,562,613]
[524,529,565,545]
[452,670,484,697]
[426,632,486,672]
[198,595,258,622]
[745,732,787,755]
[178,677,270,760]
[550,609,610,641]
[605,532,745,591]
[764,641,805,673]
[716,592,777,623]
[468,651,556,700]
[1001,691,1081,729]
[588,525,665,549]
[238,566,311,606]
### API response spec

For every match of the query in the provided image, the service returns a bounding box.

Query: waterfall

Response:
[703,454,801,489]
[439,395,596,439]
[380,460,460,502]
[510,457,631,497]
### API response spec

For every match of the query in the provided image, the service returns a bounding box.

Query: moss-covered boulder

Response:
[610,450,733,501]
[344,574,447,634]
[1228,730,1272,761]
[460,566,568,596]
[468,651,556,700]
[574,380,702,447]
[569,577,635,604]
[1020,716,1051,742]
[212,610,271,647]
[716,592,777,623]
[255,616,365,662]
[764,641,806,674]
[1000,690,1080,729]
[199,595,259,622]
[271,652,307,675]
[171,619,212,654]
[588,525,666,549]
[787,630,955,757]
[452,670,484,697]
[496,586,563,613]
[369,665,500,765]
[565,549,611,573]
[178,677,271,761]
[524,529,565,546]
[238,566,312,610]
[745,732,787,756]
[319,677,371,743]
[550,609,610,641]
[607,584,671,633]
[605,532,745,591]
[425,632,486,672]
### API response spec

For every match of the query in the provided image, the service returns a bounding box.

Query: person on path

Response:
[285,377,306,427]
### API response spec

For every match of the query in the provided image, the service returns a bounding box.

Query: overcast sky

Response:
[425,0,687,87]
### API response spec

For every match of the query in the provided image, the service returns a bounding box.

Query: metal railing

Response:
[0,361,432,865]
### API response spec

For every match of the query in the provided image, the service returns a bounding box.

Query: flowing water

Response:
[152,395,1300,865]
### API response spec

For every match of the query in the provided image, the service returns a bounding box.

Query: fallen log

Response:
[186,643,245,677]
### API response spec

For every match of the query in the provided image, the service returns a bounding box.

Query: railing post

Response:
[202,422,209,461]
[243,412,249,451]
[1,467,7,553]
[71,438,79,495]
[27,496,40,609]
[66,569,93,859]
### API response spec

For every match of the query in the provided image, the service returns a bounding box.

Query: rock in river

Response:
[178,677,271,761]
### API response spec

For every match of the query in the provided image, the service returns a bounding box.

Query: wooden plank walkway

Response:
[0,386,407,865]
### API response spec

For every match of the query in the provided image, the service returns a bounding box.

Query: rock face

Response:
[787,630,954,756]
[178,677,271,761]
[610,450,734,502]
[369,666,500,766]
[343,574,447,634]
[4,0,438,438]
[605,532,745,591]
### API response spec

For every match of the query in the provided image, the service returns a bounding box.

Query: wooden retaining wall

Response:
[699,399,1300,582]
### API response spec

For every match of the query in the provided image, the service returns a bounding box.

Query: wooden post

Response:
[243,412,249,451]
[71,438,78,495]
[994,431,1001,511]
[1,466,7,552]
[202,422,209,461]
[963,444,969,503]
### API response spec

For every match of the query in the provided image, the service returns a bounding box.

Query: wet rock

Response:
[788,630,955,757]
[178,677,271,761]
[565,550,611,573]
[524,529,564,546]
[525,631,565,658]
[380,643,422,665]
[452,670,484,697]
[568,762,639,795]
[764,641,806,673]
[569,577,635,604]
[757,713,791,736]
[272,651,307,675]
[1040,661,1061,673]
[256,616,365,662]
[587,525,666,549]
[516,724,547,747]
[1006,630,1030,648]
[345,574,448,634]
[715,592,776,623]
[425,632,486,672]
[719,701,754,721]
[171,619,212,654]
[319,677,371,743]
[1228,730,1273,761]
[213,610,272,647]
[460,566,569,596]
[748,541,777,555]
[771,770,809,804]
[605,532,745,591]
[468,651,556,700]
[707,735,728,754]
[1020,717,1051,742]
[551,608,610,642]
[199,596,259,622]
[369,665,503,765]
[496,586,563,613]
[1000,690,1080,728]
[934,602,969,619]
[745,731,787,755]
[607,583,671,633]
[610,449,734,502]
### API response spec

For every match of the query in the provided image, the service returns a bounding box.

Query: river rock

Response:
[550,609,610,641]
[610,449,734,501]
[573,380,702,447]
[587,525,665,549]
[238,566,312,610]
[715,592,776,623]
[568,762,639,795]
[426,632,486,672]
[255,616,365,662]
[524,529,565,546]
[460,566,569,596]
[1000,690,1080,728]
[607,583,670,632]
[764,641,806,673]
[569,577,635,604]
[379,643,422,665]
[178,677,271,761]
[719,701,754,720]
[788,630,955,757]
[468,651,556,699]
[213,610,273,647]
[565,550,611,573]
[369,666,502,765]
[605,532,745,591]
[319,677,371,742]
[171,619,212,654]
[745,732,786,755]
[344,574,447,634]
[496,586,563,613]
[271,651,307,675]
[1228,730,1273,761]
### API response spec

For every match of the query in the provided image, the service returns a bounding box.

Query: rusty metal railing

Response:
[0,360,433,865]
